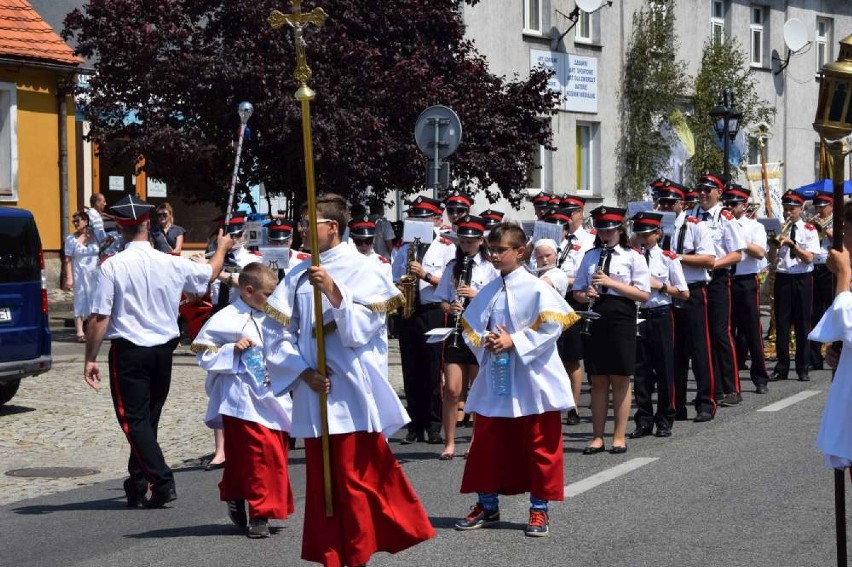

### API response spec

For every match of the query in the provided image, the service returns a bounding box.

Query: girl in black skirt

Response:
[574,207,650,454]
[435,215,499,460]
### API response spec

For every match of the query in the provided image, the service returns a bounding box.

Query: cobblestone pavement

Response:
[0,326,404,507]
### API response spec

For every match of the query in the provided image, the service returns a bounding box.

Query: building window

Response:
[816,17,833,72]
[576,122,598,195]
[0,82,18,202]
[750,6,765,67]
[576,10,592,42]
[711,0,725,45]
[526,145,544,191]
[524,0,542,34]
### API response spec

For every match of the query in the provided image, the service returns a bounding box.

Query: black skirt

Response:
[559,295,584,361]
[582,294,637,376]
[444,334,478,365]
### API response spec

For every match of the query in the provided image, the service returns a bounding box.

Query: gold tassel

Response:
[460,317,482,347]
[365,294,405,314]
[530,310,581,331]
[262,301,291,326]
[190,343,219,354]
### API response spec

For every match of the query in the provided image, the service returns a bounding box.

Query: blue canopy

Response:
[794,179,852,198]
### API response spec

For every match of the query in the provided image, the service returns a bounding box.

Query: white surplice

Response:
[808,291,852,469]
[192,298,292,432]
[460,267,580,418]
[262,242,409,439]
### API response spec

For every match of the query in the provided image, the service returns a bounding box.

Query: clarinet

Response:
[450,256,474,348]
[580,246,609,336]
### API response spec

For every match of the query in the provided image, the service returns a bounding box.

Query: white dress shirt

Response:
[574,244,651,296]
[434,252,500,303]
[776,219,821,274]
[669,212,715,284]
[640,245,688,308]
[734,216,768,275]
[692,203,746,259]
[391,229,457,304]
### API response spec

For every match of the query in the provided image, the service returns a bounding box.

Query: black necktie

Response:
[676,225,687,254]
[701,211,711,221]
[789,224,797,245]
[600,248,613,293]
[644,248,651,265]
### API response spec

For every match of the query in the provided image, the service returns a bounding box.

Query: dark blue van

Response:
[0,207,52,405]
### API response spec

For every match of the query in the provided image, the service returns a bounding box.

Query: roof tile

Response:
[0,0,81,66]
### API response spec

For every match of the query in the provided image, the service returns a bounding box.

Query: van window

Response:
[0,217,40,283]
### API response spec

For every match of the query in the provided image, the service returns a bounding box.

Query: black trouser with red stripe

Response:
[707,270,740,398]
[809,264,832,368]
[108,337,179,494]
[398,303,445,436]
[731,273,769,387]
[634,305,675,430]
[773,272,812,377]
[674,282,716,416]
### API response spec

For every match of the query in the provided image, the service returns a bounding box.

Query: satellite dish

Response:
[575,0,603,13]
[783,18,808,52]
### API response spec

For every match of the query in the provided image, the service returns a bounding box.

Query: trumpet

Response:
[767,218,794,248]
[808,215,833,239]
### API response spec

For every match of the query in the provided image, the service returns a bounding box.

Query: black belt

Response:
[416,302,443,312]
[687,281,707,290]
[814,263,829,270]
[596,294,635,305]
[775,272,811,279]
[711,268,731,280]
[733,273,759,281]
[639,305,671,318]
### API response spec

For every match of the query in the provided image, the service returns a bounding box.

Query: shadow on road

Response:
[0,405,36,417]
[126,524,247,539]
[428,516,527,531]
[12,495,125,514]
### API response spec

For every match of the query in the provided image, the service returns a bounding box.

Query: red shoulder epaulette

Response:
[588,228,597,235]
[572,244,581,251]
[394,240,404,249]
[720,209,734,221]
[249,250,262,256]
[663,249,678,260]
[805,223,816,231]
[439,237,452,245]
[687,216,700,224]
[378,255,390,264]
[295,252,311,260]
[630,246,642,254]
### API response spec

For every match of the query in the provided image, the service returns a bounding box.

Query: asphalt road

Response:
[1,355,849,567]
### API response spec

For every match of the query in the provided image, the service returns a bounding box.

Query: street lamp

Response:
[709,89,742,179]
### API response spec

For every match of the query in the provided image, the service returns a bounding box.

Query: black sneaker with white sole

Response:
[227,500,248,528]
[454,503,500,530]
[248,517,270,538]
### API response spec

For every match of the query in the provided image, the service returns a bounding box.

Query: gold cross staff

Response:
[268,0,333,517]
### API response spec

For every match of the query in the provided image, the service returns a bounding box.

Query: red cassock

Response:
[219,415,294,519]
[461,411,564,500]
[302,432,435,567]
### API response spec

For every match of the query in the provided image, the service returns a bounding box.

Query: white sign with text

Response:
[530,49,598,114]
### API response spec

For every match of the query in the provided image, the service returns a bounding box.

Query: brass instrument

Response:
[767,217,794,248]
[450,256,474,348]
[399,237,421,319]
[808,215,833,239]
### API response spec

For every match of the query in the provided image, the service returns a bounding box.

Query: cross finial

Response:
[268,1,328,92]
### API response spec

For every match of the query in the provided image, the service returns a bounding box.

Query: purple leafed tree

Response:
[64,0,558,208]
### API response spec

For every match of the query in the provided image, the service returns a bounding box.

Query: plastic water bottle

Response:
[243,345,267,386]
[490,330,512,397]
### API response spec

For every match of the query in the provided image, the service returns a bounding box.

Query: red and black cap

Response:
[590,206,626,230]
[813,190,833,207]
[214,212,248,235]
[456,215,486,238]
[696,171,728,193]
[265,219,295,242]
[544,208,574,226]
[532,193,553,209]
[444,190,473,211]
[631,211,663,234]
[723,184,751,204]
[479,209,505,229]
[684,189,699,205]
[656,179,687,202]
[559,194,586,213]
[407,195,444,218]
[781,190,806,207]
[110,194,154,227]
[348,215,377,239]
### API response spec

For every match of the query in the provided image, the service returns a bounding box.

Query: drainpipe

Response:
[58,79,69,242]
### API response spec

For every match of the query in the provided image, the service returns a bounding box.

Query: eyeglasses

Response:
[446,207,468,214]
[697,187,716,194]
[297,218,333,230]
[353,238,374,246]
[157,212,169,217]
[490,246,520,256]
[723,201,740,208]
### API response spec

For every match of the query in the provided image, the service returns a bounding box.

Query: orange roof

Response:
[0,0,81,66]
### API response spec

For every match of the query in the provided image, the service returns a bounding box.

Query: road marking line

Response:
[757,390,822,412]
[565,457,658,498]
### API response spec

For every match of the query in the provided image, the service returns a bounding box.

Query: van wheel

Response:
[0,379,20,406]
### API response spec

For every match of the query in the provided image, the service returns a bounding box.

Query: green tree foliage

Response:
[687,37,775,182]
[616,0,689,203]
[63,0,558,209]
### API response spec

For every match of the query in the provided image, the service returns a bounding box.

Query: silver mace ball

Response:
[238,101,254,126]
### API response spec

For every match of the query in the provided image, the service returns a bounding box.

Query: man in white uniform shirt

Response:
[808,190,834,371]
[85,195,233,508]
[772,190,821,382]
[724,185,770,393]
[692,172,746,407]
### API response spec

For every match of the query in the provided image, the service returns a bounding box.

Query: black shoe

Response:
[654,427,672,438]
[674,408,688,421]
[609,445,628,454]
[400,430,422,445]
[770,371,788,382]
[455,503,500,530]
[755,383,769,394]
[582,444,606,455]
[525,509,550,537]
[123,479,149,508]
[204,460,225,471]
[565,409,581,426]
[426,430,443,445]
[720,392,742,407]
[144,486,177,508]
[629,426,653,439]
[247,517,270,538]
[810,361,824,371]
[798,372,810,382]
[693,412,714,423]
[227,500,248,528]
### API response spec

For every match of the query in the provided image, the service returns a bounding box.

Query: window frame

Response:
[575,122,599,196]
[525,144,546,192]
[575,9,592,42]
[711,0,725,45]
[749,6,765,68]
[816,17,832,73]
[0,81,18,203]
[523,0,543,35]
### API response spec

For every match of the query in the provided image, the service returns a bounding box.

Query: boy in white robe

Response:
[191,263,293,538]
[263,193,434,567]
[455,222,579,537]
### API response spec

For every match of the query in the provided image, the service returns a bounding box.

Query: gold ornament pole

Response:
[269,0,332,517]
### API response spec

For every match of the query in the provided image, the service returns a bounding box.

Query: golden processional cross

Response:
[268,0,333,517]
